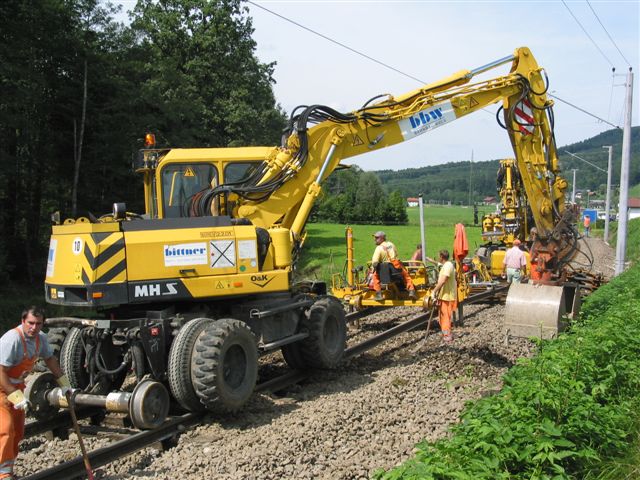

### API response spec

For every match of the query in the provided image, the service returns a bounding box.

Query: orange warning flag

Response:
[453,223,468,262]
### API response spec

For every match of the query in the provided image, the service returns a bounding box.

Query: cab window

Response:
[161,164,217,218]
[223,162,262,184]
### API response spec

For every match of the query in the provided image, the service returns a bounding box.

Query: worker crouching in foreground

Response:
[370,231,417,301]
[0,307,72,480]
[430,249,457,343]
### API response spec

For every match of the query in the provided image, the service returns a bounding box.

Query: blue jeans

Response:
[506,267,522,283]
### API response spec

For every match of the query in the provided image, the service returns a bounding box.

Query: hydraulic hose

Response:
[131,342,147,381]
[94,340,129,375]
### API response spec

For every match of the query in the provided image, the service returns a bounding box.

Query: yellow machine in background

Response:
[478,159,532,277]
[44,47,577,414]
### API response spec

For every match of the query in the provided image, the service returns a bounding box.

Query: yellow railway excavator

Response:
[40,47,579,419]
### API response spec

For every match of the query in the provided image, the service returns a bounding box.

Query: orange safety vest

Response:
[4,327,40,391]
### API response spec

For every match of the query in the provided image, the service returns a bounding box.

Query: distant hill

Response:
[374,127,640,204]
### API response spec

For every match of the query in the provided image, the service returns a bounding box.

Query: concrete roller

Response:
[504,283,578,340]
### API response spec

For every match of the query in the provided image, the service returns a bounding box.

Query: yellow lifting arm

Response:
[226,47,565,242]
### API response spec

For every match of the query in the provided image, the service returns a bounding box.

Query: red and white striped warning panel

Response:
[514,99,535,135]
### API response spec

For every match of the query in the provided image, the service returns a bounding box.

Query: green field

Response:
[298,205,485,283]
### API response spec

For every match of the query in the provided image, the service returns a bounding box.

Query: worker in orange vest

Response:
[370,231,417,301]
[430,249,458,343]
[0,307,72,480]
[583,215,591,238]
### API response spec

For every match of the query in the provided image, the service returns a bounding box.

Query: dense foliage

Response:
[609,217,640,264]
[376,264,640,479]
[0,0,286,285]
[312,167,408,224]
[375,127,640,204]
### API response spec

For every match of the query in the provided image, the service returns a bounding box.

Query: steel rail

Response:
[24,408,103,439]
[345,312,429,359]
[21,413,202,480]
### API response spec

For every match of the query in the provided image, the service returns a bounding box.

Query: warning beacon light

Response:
[144,133,156,148]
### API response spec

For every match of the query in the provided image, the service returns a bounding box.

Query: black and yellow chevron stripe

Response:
[81,232,127,284]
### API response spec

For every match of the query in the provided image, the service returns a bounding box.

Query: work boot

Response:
[374,291,384,301]
[408,289,417,300]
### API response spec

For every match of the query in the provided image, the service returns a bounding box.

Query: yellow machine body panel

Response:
[124,225,256,281]
[47,223,125,287]
[46,222,126,305]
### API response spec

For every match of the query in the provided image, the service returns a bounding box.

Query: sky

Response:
[113,0,639,172]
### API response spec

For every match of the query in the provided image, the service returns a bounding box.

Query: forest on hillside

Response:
[372,127,640,204]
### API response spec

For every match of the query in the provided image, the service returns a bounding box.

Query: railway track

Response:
[23,286,507,480]
[21,307,436,480]
[22,287,508,480]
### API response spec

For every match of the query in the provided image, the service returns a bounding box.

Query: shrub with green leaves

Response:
[376,264,640,479]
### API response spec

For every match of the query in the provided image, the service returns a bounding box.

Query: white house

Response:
[407,197,419,207]
[628,198,640,220]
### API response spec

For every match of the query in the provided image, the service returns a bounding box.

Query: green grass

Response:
[609,217,640,264]
[298,205,485,283]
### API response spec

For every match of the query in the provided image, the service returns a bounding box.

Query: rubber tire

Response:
[192,318,258,413]
[281,342,307,369]
[34,327,68,372]
[60,327,126,394]
[300,297,347,369]
[60,327,90,389]
[168,318,214,412]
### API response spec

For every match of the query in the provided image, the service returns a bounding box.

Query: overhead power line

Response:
[247,0,426,85]
[561,0,615,68]
[586,0,632,67]
[249,1,616,127]
[563,150,606,173]
[549,94,620,129]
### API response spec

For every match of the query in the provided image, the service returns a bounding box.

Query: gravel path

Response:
[15,237,614,479]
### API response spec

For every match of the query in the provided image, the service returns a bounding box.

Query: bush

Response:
[376,265,640,479]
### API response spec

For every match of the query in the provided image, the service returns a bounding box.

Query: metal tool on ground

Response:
[421,305,438,348]
[66,390,95,480]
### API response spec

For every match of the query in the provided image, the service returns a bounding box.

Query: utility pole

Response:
[571,169,578,203]
[418,194,426,264]
[615,67,634,276]
[602,145,613,244]
[468,150,473,207]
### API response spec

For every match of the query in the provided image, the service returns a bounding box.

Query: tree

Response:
[385,191,408,224]
[354,172,387,224]
[130,0,286,147]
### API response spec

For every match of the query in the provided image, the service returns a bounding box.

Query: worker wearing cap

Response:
[430,249,457,342]
[370,231,416,301]
[502,239,527,283]
[0,306,71,480]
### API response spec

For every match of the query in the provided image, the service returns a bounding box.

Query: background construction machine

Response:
[43,47,577,415]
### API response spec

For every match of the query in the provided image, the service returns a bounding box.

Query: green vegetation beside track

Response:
[298,206,483,283]
[375,263,640,480]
